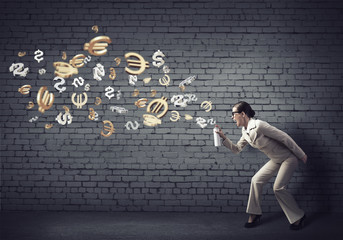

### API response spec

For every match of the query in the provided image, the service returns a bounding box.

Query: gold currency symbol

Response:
[18,51,26,57]
[63,106,70,113]
[26,101,34,109]
[37,86,55,114]
[150,89,157,97]
[101,120,115,137]
[45,123,53,129]
[92,25,99,33]
[135,98,148,108]
[125,52,149,75]
[170,111,180,122]
[132,89,139,97]
[62,51,67,60]
[95,97,102,105]
[201,101,213,112]
[185,114,193,120]
[146,96,168,119]
[109,67,116,80]
[71,92,88,109]
[69,54,86,68]
[143,114,162,127]
[114,57,121,66]
[53,62,78,78]
[143,77,152,84]
[159,74,170,87]
[18,85,32,95]
[179,85,186,92]
[88,108,96,120]
[84,36,112,56]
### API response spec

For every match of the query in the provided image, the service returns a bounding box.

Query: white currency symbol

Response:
[93,112,99,121]
[125,121,140,130]
[9,63,29,77]
[34,49,44,63]
[72,77,85,88]
[83,55,91,64]
[128,75,137,86]
[207,118,216,125]
[56,111,73,125]
[116,90,122,100]
[93,63,105,81]
[53,76,66,93]
[84,83,90,91]
[163,65,170,74]
[29,116,39,122]
[152,50,165,68]
[184,94,198,102]
[171,95,189,107]
[105,86,115,99]
[196,117,207,128]
[39,68,46,75]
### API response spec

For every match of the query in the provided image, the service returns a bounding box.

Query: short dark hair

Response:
[233,101,256,118]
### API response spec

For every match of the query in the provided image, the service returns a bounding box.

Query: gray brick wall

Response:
[1,0,343,212]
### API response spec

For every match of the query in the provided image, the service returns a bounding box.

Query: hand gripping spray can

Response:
[213,126,221,147]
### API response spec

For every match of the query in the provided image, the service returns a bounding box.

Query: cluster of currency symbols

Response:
[13,26,216,137]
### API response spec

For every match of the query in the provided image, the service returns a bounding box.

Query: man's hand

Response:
[301,155,308,164]
[215,125,226,139]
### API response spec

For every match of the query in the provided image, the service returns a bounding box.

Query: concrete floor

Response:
[0,211,342,240]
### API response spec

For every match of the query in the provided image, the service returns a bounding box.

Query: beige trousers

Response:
[246,156,305,224]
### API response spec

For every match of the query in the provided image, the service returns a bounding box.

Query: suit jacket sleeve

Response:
[258,121,306,160]
[222,135,249,154]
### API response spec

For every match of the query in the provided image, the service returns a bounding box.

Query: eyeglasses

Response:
[231,111,242,117]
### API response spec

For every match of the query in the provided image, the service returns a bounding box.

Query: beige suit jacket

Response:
[222,119,305,163]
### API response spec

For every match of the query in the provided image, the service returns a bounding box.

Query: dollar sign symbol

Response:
[53,77,66,93]
[84,83,90,91]
[34,49,44,63]
[105,86,115,100]
[56,111,73,125]
[72,77,85,88]
[9,63,29,77]
[125,121,140,130]
[152,50,165,68]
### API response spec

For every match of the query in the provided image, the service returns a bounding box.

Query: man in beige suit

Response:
[216,101,307,230]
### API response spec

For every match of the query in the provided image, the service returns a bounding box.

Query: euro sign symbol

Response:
[105,86,115,100]
[9,63,29,77]
[37,86,55,114]
[69,54,86,68]
[159,74,170,86]
[152,50,165,68]
[125,52,149,75]
[18,85,32,95]
[146,96,169,119]
[101,120,115,137]
[53,62,78,78]
[200,101,212,112]
[53,76,66,93]
[84,36,112,56]
[71,92,88,109]
[125,121,140,130]
[72,77,85,88]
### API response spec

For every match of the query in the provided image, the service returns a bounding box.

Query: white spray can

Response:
[213,126,221,147]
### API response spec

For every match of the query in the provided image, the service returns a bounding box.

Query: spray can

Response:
[213,126,221,147]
